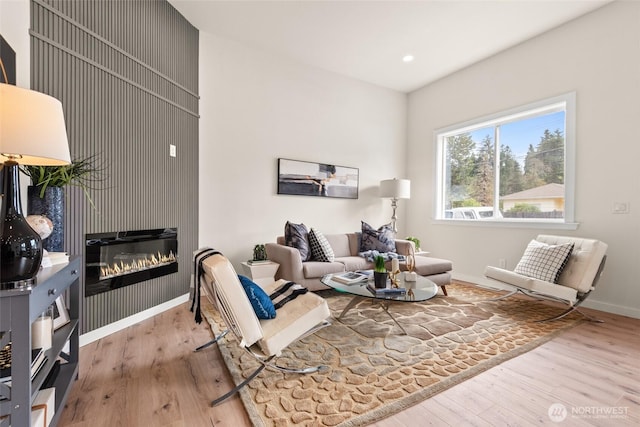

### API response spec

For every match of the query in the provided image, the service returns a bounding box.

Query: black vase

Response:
[373,271,388,289]
[1,162,43,286]
[28,186,65,252]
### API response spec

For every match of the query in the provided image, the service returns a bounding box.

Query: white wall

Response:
[198,33,407,267]
[407,1,640,318]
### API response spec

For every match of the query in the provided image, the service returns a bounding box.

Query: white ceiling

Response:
[169,0,611,93]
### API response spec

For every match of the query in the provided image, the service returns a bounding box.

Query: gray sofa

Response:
[265,233,452,292]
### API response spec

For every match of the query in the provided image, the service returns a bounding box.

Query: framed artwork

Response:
[52,296,70,330]
[277,158,359,199]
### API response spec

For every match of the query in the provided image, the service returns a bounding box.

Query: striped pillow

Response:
[514,240,574,283]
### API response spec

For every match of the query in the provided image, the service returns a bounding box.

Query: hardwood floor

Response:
[58,300,640,426]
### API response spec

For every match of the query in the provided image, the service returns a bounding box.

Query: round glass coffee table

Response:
[320,272,438,334]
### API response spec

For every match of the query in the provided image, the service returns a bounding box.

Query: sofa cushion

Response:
[360,221,395,252]
[285,221,311,261]
[514,240,574,283]
[411,257,453,276]
[336,256,373,272]
[308,228,335,262]
[302,261,345,278]
[238,275,277,319]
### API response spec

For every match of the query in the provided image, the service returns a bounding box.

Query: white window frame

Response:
[434,92,578,229]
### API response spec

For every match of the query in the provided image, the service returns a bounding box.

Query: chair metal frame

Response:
[489,256,607,323]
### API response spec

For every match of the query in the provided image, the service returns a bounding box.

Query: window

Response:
[435,93,575,225]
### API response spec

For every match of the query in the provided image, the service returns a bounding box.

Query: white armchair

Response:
[195,250,331,405]
[484,234,607,322]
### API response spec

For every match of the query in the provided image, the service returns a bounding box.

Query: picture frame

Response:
[52,296,70,330]
[277,158,359,199]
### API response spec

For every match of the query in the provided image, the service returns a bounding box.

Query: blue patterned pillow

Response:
[360,221,396,252]
[284,221,311,261]
[238,275,276,319]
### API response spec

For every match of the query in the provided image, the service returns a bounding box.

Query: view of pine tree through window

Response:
[436,95,573,222]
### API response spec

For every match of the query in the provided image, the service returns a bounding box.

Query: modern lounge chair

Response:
[195,250,331,406]
[483,234,607,322]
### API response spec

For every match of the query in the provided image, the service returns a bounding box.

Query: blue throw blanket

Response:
[358,250,406,262]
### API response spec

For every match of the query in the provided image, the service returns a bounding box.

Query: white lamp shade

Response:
[380,178,410,199]
[0,83,71,165]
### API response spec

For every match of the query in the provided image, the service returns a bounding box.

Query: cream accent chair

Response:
[197,251,331,405]
[484,235,607,322]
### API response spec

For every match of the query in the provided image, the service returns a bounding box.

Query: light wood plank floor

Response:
[58,300,640,427]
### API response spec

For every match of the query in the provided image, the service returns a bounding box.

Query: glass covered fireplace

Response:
[85,228,178,297]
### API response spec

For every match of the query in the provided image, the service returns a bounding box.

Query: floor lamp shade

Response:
[1,83,71,287]
[379,178,411,234]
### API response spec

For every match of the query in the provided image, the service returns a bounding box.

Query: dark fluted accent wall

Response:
[30,0,199,332]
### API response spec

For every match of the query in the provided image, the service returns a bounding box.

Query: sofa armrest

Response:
[265,242,305,282]
[395,239,415,255]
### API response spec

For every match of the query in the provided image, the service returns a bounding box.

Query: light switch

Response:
[169,144,176,158]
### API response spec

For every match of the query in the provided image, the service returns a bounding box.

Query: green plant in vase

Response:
[373,255,388,289]
[20,155,105,251]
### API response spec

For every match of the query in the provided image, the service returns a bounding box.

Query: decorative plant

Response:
[374,255,386,273]
[405,236,421,251]
[20,154,105,208]
[253,244,267,261]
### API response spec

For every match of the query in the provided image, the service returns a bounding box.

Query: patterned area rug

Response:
[201,281,583,426]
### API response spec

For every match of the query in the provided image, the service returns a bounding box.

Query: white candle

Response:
[391,258,400,273]
[32,316,53,350]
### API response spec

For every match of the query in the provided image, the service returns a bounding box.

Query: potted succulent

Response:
[373,255,388,289]
[20,155,104,251]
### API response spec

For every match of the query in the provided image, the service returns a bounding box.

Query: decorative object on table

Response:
[389,257,401,287]
[252,244,267,262]
[0,83,71,287]
[366,283,407,296]
[404,245,418,281]
[277,158,359,199]
[52,296,71,330]
[25,215,54,240]
[405,236,421,251]
[22,154,103,252]
[379,178,410,234]
[373,255,388,288]
[31,306,54,350]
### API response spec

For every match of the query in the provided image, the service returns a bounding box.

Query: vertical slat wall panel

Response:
[31,0,199,333]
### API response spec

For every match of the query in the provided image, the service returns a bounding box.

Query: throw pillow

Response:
[238,275,276,319]
[308,228,335,262]
[284,221,311,261]
[360,221,396,253]
[514,240,574,283]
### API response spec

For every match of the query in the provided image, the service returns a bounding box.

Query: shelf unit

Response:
[0,257,80,427]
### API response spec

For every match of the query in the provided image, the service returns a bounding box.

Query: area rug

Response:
[201,281,583,426]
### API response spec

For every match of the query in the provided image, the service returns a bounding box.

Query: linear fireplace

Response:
[85,228,178,297]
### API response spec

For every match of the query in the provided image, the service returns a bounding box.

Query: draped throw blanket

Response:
[191,247,221,324]
[358,250,406,262]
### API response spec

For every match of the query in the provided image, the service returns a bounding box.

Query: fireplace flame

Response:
[99,250,177,279]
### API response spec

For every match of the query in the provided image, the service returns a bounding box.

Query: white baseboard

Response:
[79,293,191,347]
[451,272,640,320]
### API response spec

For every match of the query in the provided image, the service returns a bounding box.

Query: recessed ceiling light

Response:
[402,55,415,63]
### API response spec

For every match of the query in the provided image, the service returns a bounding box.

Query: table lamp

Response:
[1,83,71,287]
[379,178,410,234]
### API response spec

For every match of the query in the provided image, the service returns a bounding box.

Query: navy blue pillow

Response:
[238,275,276,319]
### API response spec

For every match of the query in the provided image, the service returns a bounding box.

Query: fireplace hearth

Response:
[85,228,178,297]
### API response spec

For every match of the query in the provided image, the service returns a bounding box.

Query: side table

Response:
[240,261,280,287]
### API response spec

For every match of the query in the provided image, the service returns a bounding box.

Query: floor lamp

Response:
[380,178,410,234]
[1,83,71,287]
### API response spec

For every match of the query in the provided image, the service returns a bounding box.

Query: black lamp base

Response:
[1,161,43,287]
